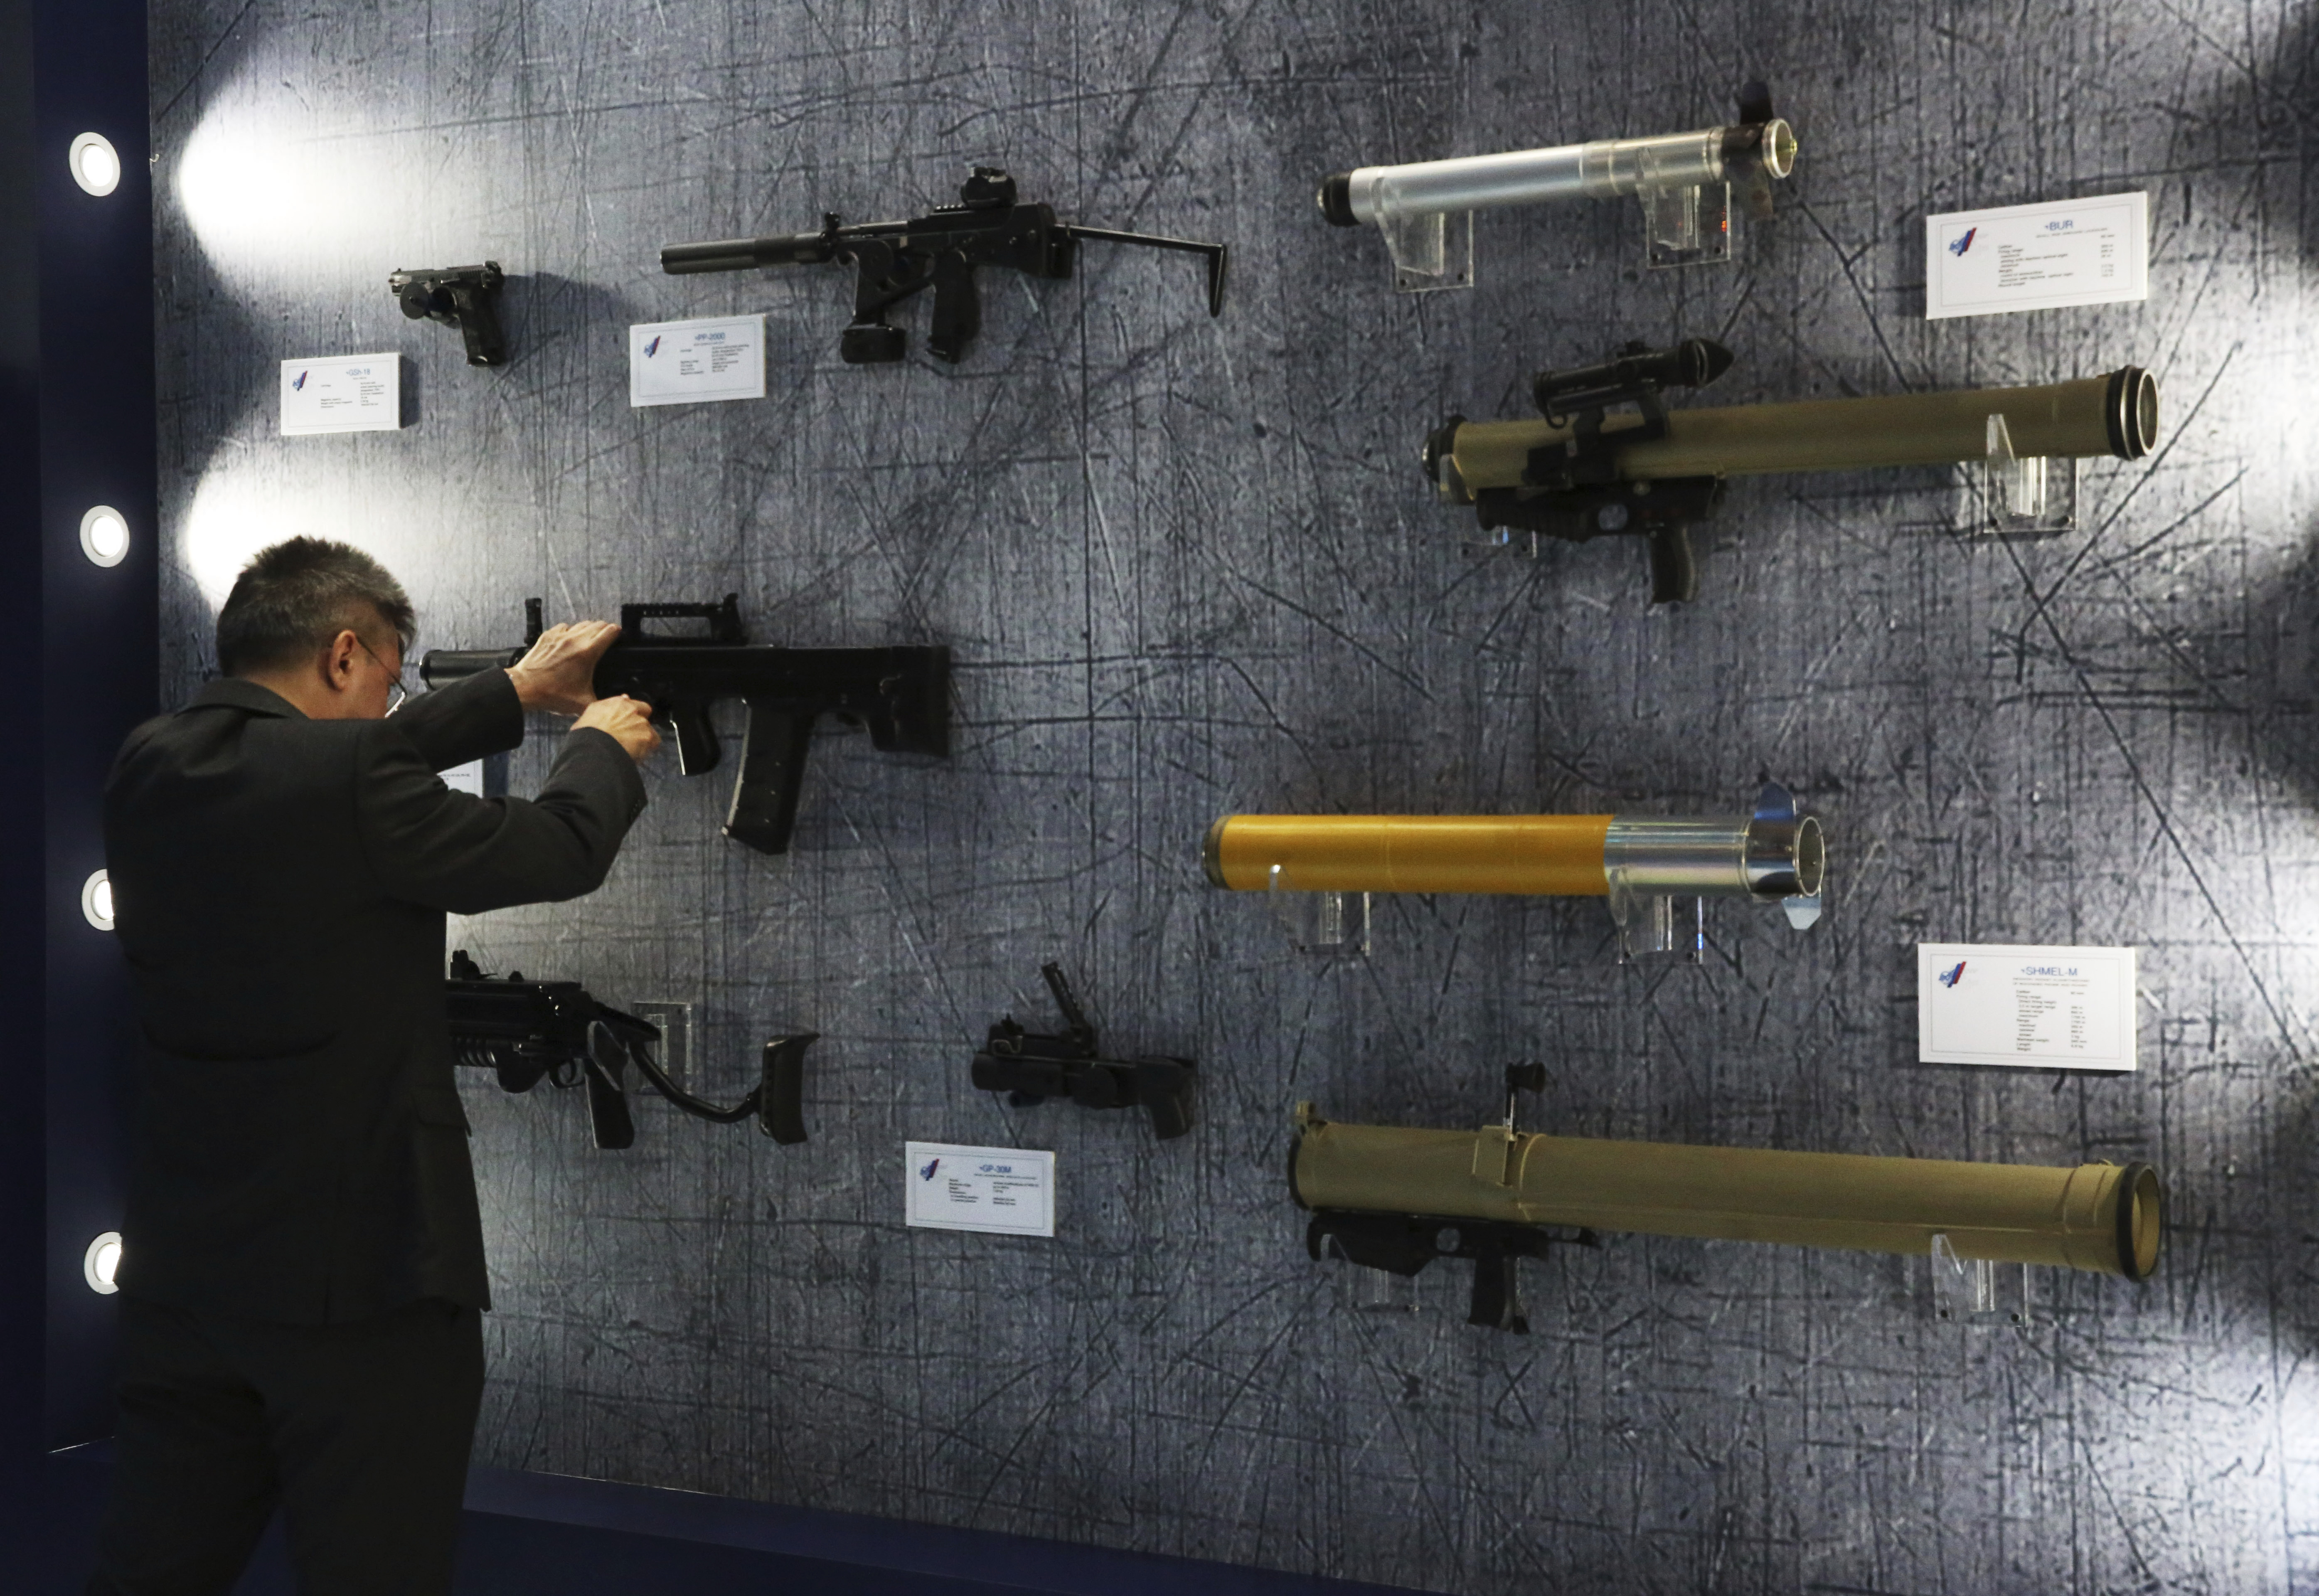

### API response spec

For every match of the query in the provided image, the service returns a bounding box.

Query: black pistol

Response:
[389,261,508,367]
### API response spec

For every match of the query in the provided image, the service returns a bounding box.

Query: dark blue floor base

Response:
[45,1446,1422,1596]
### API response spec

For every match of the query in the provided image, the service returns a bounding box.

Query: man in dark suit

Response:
[91,537,661,1596]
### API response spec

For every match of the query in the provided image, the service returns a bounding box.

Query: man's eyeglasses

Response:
[355,635,408,714]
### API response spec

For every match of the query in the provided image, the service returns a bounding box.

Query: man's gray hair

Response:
[215,537,416,677]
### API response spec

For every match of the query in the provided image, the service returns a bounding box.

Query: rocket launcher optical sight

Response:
[1425,340,2161,603]
[1318,80,1794,287]
[1294,1070,2165,1333]
[1205,782,1822,959]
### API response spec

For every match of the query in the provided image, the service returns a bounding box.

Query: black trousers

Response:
[86,1295,485,1596]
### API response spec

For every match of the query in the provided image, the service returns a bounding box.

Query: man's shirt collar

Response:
[187,678,306,720]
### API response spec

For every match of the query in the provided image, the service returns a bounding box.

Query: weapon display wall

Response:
[149,2,2319,1590]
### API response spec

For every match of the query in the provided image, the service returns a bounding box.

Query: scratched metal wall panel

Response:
[144,0,2319,1589]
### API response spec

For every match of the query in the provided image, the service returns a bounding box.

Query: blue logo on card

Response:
[292,371,308,390]
[644,336,662,357]
[1937,960,1967,988]
[918,1157,940,1181]
[1948,227,1977,257]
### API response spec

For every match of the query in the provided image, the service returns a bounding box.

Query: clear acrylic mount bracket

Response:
[1930,1233,2031,1329]
[1641,182,1733,269]
[1267,865,1371,957]
[1982,412,2077,536]
[1378,209,1474,294]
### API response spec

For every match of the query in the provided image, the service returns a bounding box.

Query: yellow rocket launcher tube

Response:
[1204,802,1823,904]
[1290,1109,2163,1278]
[1436,368,2159,498]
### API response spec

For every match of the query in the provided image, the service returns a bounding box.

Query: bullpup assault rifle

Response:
[421,596,949,855]
[661,166,1228,365]
[1424,337,2160,602]
[447,951,817,1149]
[1321,81,1795,286]
[1297,1066,2164,1332]
[971,963,1196,1140]
[389,262,508,367]
[1207,781,1823,959]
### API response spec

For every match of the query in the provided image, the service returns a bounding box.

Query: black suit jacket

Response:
[102,670,647,1324]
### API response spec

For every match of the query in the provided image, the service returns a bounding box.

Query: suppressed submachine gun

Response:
[660,166,1228,365]
[1206,781,1823,959]
[1426,337,2161,603]
[970,963,1196,1140]
[420,596,949,855]
[1297,1065,2165,1333]
[447,951,817,1149]
[1319,82,1795,288]
[388,261,508,366]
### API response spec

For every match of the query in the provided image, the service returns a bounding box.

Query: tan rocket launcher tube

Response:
[1442,368,2159,495]
[1205,814,1616,895]
[1291,1110,2163,1278]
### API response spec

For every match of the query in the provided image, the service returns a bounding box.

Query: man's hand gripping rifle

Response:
[661,166,1228,365]
[447,951,818,1149]
[421,595,949,855]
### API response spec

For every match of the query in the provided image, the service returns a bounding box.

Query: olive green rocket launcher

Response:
[1427,337,2161,603]
[1294,1074,2165,1332]
[1206,782,1823,958]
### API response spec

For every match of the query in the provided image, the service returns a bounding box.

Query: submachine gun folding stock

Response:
[661,166,1228,365]
[388,261,509,367]
[971,963,1196,1140]
[419,596,950,855]
[447,951,817,1149]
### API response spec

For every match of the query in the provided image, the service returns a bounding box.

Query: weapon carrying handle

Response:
[723,703,817,855]
[757,1034,818,1145]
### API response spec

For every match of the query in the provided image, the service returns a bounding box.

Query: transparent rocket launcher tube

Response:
[1435,369,2161,498]
[1290,1110,2164,1278]
[1201,810,1822,904]
[1317,121,1796,225]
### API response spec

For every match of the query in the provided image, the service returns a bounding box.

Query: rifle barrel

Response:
[1292,1108,2162,1277]
[1437,367,2158,496]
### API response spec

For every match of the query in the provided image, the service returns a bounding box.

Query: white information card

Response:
[628,314,766,407]
[280,354,402,435]
[1917,943,2138,1071]
[1924,193,2148,320]
[904,1142,1055,1237]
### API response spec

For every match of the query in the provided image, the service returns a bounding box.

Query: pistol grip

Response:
[581,1022,637,1150]
[1135,1060,1195,1140]
[666,702,722,776]
[723,703,816,855]
[925,250,980,363]
[756,1033,818,1145]
[1466,1248,1529,1334]
[1646,525,1699,605]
